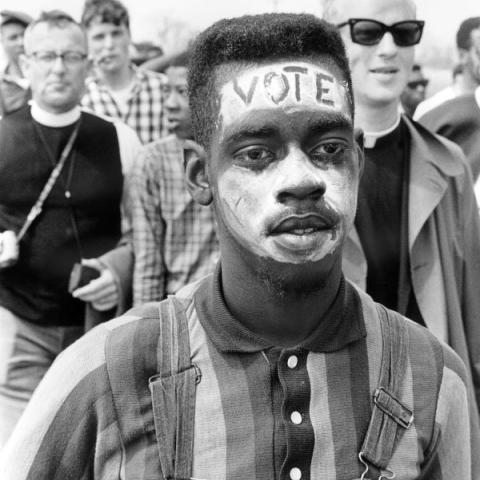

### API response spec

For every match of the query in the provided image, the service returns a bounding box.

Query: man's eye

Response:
[311,142,347,161]
[234,147,275,165]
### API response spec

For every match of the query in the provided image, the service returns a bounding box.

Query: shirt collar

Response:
[30,100,81,127]
[194,263,366,354]
[87,63,143,91]
[363,111,402,149]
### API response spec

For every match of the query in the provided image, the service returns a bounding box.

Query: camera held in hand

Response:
[0,230,19,268]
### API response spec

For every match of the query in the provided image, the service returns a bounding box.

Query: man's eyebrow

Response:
[223,125,278,145]
[306,113,353,135]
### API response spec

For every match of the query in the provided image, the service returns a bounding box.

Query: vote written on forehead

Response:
[224,64,347,109]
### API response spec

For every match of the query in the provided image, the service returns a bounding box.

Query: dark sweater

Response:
[0,106,123,326]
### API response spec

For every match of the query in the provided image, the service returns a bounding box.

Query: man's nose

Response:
[165,91,180,110]
[275,148,326,205]
[376,31,398,56]
[51,55,67,73]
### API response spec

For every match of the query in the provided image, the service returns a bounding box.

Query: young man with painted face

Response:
[0,10,32,116]
[130,50,219,305]
[1,13,478,479]
[81,0,167,144]
[324,0,480,414]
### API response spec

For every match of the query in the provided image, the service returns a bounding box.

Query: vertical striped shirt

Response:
[1,269,478,479]
[81,65,168,144]
[130,135,219,304]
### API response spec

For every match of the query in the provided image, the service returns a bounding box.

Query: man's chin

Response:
[255,257,339,299]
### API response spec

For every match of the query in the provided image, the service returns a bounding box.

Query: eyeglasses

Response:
[28,51,87,67]
[337,19,425,47]
[407,79,429,89]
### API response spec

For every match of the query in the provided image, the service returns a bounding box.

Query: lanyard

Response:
[18,120,81,242]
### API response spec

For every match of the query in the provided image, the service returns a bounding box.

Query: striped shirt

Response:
[81,65,168,144]
[130,135,219,305]
[1,269,478,479]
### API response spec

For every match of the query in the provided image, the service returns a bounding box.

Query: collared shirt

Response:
[81,65,168,144]
[130,135,219,304]
[1,268,476,479]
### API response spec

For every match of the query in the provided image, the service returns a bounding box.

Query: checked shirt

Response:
[82,65,168,144]
[130,135,219,304]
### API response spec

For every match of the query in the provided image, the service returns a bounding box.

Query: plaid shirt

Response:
[130,135,219,304]
[81,65,168,144]
[1,274,478,479]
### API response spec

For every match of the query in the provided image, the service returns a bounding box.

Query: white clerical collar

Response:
[363,112,402,149]
[30,101,81,127]
[475,86,480,110]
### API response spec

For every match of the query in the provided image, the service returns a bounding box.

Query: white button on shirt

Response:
[290,467,302,480]
[290,411,302,425]
[287,355,298,369]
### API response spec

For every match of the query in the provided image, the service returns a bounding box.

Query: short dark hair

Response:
[188,13,353,149]
[456,17,480,50]
[81,0,130,30]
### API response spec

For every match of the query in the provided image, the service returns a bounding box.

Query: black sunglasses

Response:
[337,19,425,47]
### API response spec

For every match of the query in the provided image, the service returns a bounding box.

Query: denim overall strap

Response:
[149,296,199,480]
[359,304,414,479]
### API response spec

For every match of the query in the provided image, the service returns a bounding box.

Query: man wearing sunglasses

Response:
[400,63,429,117]
[324,0,480,414]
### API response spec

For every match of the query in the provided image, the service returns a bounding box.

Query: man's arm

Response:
[458,161,480,410]
[0,324,121,479]
[131,145,166,305]
[72,122,141,313]
[419,346,480,478]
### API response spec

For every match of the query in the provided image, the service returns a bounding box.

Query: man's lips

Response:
[370,66,399,74]
[271,213,338,235]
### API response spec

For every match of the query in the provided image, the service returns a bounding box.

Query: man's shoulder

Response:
[356,287,455,380]
[418,93,479,129]
[135,66,166,86]
[414,86,457,119]
[405,116,469,175]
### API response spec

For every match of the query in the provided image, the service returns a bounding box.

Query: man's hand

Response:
[71,258,119,311]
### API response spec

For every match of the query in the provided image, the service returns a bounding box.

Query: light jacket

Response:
[343,115,480,411]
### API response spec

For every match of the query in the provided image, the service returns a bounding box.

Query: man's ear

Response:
[354,127,365,177]
[183,139,213,206]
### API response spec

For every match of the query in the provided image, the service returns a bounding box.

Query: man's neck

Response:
[31,101,81,127]
[98,63,133,91]
[354,100,400,133]
[220,249,342,347]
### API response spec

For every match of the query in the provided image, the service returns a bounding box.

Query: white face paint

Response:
[219,61,350,126]
[211,61,359,265]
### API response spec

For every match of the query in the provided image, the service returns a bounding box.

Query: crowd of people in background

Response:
[0,0,480,478]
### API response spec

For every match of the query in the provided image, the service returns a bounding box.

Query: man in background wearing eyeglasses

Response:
[0,10,140,450]
[323,0,480,414]
[400,63,428,117]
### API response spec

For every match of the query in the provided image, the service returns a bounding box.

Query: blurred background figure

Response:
[0,10,32,116]
[80,0,168,143]
[400,63,428,116]
[415,16,480,118]
[130,50,218,306]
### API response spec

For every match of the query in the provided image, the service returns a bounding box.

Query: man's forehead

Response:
[28,23,86,45]
[334,0,416,21]
[217,60,351,127]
